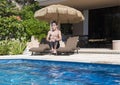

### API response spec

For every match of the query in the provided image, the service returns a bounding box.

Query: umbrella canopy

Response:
[34,4,84,23]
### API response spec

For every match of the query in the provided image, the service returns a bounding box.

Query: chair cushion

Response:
[57,47,74,52]
[29,44,50,52]
[39,44,50,49]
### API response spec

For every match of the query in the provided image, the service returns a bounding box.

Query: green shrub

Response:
[9,40,26,55]
[20,4,49,41]
[0,40,26,55]
[0,40,10,55]
[0,1,49,55]
[0,1,49,42]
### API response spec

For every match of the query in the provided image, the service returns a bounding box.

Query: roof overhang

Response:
[37,0,119,10]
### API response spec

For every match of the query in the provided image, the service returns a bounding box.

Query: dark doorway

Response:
[61,23,73,35]
[88,6,120,48]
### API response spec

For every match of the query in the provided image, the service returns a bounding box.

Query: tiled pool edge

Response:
[0,53,120,65]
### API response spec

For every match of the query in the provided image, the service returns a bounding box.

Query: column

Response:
[83,10,89,36]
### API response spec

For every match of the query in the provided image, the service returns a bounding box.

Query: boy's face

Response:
[51,23,57,31]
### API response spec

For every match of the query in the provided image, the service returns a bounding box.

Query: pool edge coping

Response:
[0,54,120,65]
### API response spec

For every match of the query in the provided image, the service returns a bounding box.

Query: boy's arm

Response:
[58,31,62,41]
[46,31,50,41]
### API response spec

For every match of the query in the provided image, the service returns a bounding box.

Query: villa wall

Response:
[37,0,119,48]
[72,10,88,36]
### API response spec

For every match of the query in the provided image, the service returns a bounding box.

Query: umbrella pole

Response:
[58,21,61,30]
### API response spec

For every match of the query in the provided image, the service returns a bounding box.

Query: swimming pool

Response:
[0,59,120,85]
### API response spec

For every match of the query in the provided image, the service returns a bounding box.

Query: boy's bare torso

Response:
[48,30,60,42]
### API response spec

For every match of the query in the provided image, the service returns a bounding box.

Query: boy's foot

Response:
[53,50,57,55]
[50,49,54,53]
[53,50,56,53]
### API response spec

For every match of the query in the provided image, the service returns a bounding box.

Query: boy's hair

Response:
[51,20,58,25]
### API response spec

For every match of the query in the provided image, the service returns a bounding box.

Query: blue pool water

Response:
[0,59,120,85]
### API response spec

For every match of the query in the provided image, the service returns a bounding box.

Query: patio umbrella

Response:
[34,4,84,23]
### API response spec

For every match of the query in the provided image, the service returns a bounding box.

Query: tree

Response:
[8,0,37,10]
[0,0,24,40]
[0,0,49,41]
[0,0,49,55]
[20,3,49,41]
[0,0,20,17]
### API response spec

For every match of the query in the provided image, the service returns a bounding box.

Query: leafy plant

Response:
[9,40,26,55]
[0,0,50,55]
[0,0,20,17]
[22,19,49,41]
[0,16,26,40]
[0,40,10,55]
[20,3,49,41]
[0,40,26,55]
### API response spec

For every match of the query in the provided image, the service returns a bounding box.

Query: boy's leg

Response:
[49,42,54,52]
[53,41,58,54]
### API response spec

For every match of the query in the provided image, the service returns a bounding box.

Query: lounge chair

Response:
[57,36,79,54]
[29,38,50,55]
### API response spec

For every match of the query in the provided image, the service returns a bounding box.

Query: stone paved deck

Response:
[0,48,120,65]
[78,48,120,54]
